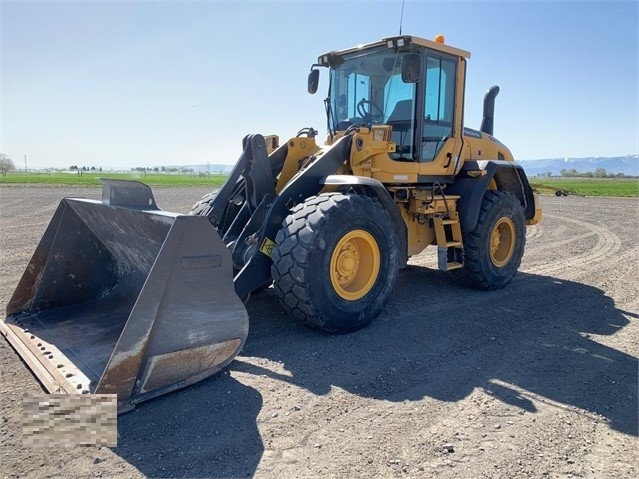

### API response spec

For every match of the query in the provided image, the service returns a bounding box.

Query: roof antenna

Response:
[399,0,405,35]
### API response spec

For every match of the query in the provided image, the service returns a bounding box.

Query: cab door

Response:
[418,52,464,180]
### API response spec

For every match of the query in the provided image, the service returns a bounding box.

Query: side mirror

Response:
[308,69,320,94]
[401,53,421,83]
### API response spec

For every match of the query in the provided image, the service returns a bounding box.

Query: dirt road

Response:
[0,185,637,478]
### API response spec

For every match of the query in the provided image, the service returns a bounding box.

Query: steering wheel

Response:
[356,99,384,124]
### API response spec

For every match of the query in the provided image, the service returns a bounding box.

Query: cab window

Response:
[384,72,415,160]
[345,73,370,119]
[422,55,456,161]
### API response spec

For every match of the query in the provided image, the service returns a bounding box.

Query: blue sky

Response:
[1,1,637,169]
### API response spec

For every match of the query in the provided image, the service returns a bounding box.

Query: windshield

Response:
[329,46,416,131]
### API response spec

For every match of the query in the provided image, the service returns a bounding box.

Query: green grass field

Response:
[2,171,637,197]
[0,171,228,187]
[530,177,638,197]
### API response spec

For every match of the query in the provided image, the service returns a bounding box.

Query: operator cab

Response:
[310,35,469,164]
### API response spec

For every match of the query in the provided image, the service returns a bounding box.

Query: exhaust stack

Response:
[480,85,500,136]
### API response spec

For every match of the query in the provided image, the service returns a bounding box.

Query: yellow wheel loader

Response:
[2,35,541,413]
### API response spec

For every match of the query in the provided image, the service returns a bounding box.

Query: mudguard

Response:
[446,160,536,233]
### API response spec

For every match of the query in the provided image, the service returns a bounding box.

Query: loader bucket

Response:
[1,180,248,412]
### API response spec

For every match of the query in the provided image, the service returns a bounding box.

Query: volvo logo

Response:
[181,255,222,270]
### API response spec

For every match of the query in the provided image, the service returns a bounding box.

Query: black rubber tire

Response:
[189,189,243,242]
[189,191,218,216]
[271,193,400,333]
[452,190,526,290]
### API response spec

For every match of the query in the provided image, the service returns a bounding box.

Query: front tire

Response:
[271,193,400,333]
[452,190,525,290]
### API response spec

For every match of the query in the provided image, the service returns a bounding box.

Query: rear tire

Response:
[452,190,525,290]
[271,193,400,333]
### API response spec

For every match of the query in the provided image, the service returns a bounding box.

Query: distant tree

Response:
[0,154,15,176]
[560,168,580,177]
[558,167,629,178]
[160,166,166,172]
[90,166,96,171]
[545,171,552,177]
[69,165,78,171]
[99,167,102,172]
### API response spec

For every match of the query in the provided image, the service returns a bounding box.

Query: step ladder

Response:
[433,214,464,271]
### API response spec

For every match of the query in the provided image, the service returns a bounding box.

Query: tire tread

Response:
[452,190,525,290]
[271,193,398,332]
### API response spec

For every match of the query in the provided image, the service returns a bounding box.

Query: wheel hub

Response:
[330,230,380,301]
[336,244,359,281]
[489,217,516,267]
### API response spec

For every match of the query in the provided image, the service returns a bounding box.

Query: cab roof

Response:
[319,35,471,63]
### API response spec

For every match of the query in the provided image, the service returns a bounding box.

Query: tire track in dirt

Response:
[525,213,622,278]
[7,201,59,219]
[0,199,24,211]
[1,221,49,231]
[525,223,543,242]
[524,231,599,256]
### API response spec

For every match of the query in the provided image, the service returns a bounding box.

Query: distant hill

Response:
[162,164,235,174]
[518,155,638,177]
[163,155,639,178]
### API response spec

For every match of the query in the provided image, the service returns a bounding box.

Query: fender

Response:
[446,160,536,233]
[233,136,354,298]
[323,175,408,267]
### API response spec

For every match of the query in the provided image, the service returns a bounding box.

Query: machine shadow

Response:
[113,374,263,478]
[112,265,636,477]
[239,266,637,437]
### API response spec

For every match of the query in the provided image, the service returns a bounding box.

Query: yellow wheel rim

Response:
[329,229,380,301]
[489,217,516,267]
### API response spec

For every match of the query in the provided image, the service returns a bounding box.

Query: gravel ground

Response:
[0,185,637,479]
